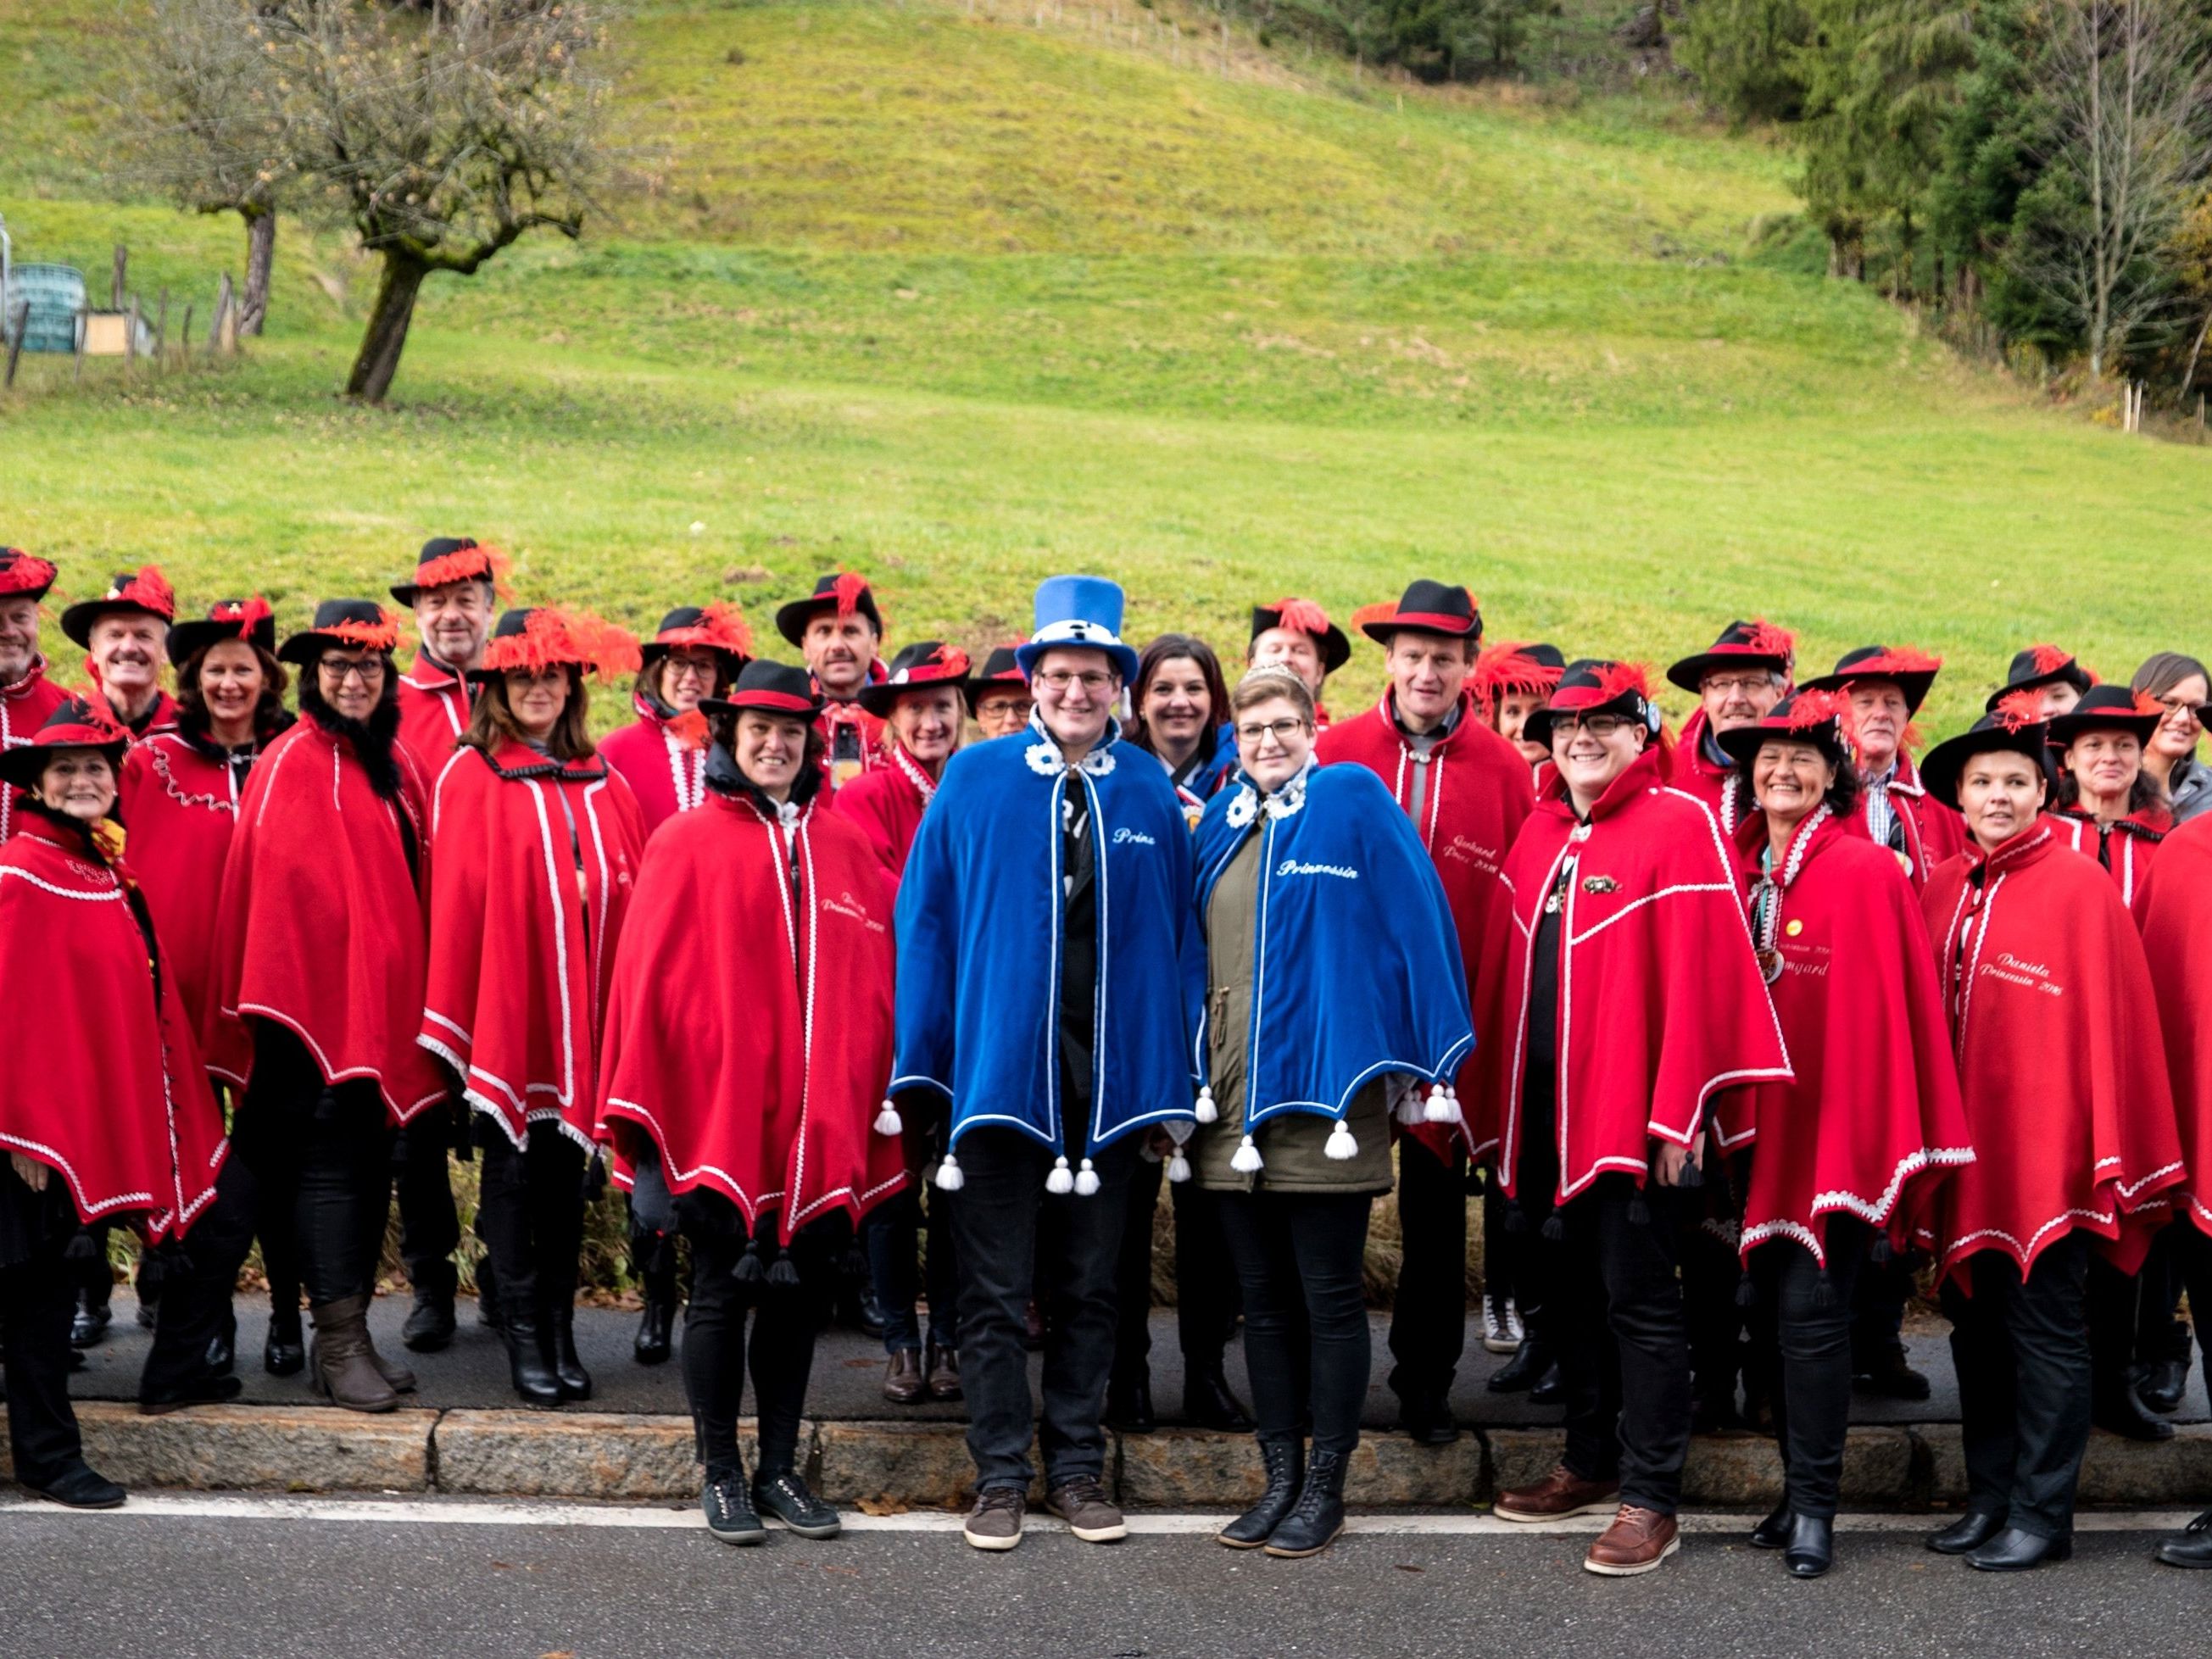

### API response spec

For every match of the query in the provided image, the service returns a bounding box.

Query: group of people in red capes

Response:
[5,537,2212,1580]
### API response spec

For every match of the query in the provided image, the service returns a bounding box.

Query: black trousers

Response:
[1500,1068,1564,1357]
[472,1120,585,1320]
[676,1189,828,1478]
[1481,1176,1515,1305]
[1943,1233,2092,1539]
[228,1023,393,1307]
[1749,1221,1867,1519]
[947,1126,1136,1491]
[1217,1190,1373,1456]
[1387,1136,1468,1407]
[1849,1249,1916,1371]
[867,1181,959,1354]
[1683,1214,1747,1400]
[392,1110,463,1298]
[2,1170,82,1487]
[139,1153,260,1401]
[1553,1178,1694,1514]
[1112,1157,1240,1390]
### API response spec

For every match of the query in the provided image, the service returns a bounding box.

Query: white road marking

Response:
[0,1493,2198,1536]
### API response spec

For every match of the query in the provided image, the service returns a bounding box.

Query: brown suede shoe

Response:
[1045,1475,1128,1543]
[883,1348,928,1405]
[1583,1504,1680,1576]
[1493,1464,1622,1523]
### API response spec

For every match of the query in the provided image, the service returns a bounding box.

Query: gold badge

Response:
[1582,875,1620,894]
[1785,919,1803,938]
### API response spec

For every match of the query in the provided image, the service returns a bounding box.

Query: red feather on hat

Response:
[699,601,755,659]
[1992,688,2044,732]
[1593,660,1655,703]
[831,570,875,623]
[482,608,642,684]
[1859,645,1942,676]
[1350,599,1399,631]
[1268,597,1331,637]
[127,565,176,619]
[412,541,515,600]
[226,595,274,637]
[1742,619,1796,663]
[2025,643,2073,676]
[325,609,404,654]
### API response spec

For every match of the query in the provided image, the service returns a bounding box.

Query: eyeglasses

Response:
[1702,673,1777,696]
[1035,670,1116,693]
[664,657,718,683]
[1235,717,1307,745]
[319,656,386,684]
[1558,714,1633,739]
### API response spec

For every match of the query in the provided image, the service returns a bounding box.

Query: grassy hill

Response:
[1,0,2204,734]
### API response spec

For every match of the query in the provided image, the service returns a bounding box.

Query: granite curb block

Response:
[5,1408,2208,1510]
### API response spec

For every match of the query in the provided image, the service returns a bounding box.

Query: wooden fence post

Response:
[74,305,87,382]
[111,244,127,310]
[180,303,193,356]
[155,287,170,361]
[3,301,27,389]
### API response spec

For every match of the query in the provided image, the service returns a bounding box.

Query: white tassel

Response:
[1423,1082,1454,1123]
[1046,1155,1075,1194]
[1073,1157,1100,1197]
[934,1154,965,1193]
[1166,1150,1192,1183]
[873,1099,904,1136]
[1396,1086,1425,1127]
[1194,1085,1218,1125]
[1445,1084,1464,1125]
[1324,1119,1358,1161]
[1230,1135,1263,1174]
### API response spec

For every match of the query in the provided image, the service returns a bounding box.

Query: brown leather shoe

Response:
[1493,1463,1621,1523]
[883,1348,928,1405]
[1584,1504,1680,1576]
[926,1341,962,1401]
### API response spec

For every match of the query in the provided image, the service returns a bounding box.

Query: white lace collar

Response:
[1224,756,1313,828]
[1023,713,1120,780]
[892,743,939,806]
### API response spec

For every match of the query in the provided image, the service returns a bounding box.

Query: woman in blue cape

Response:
[1189,669,1474,1560]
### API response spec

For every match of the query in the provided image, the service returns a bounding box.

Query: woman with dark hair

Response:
[2133,652,2212,825]
[118,598,300,1375]
[421,610,649,1407]
[1112,631,1248,1434]
[596,660,905,1545]
[2049,686,2170,905]
[207,601,447,1414]
[599,604,754,837]
[1716,693,1971,1578]
[1,695,242,1506]
[1127,633,1234,815]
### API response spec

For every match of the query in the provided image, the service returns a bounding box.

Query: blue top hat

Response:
[1014,576,1139,686]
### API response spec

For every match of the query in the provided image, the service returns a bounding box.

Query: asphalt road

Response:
[4,1498,2211,1659]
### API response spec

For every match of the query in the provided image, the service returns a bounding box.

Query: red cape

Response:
[2053,808,2166,906]
[598,699,709,836]
[118,732,250,1041]
[0,815,228,1239]
[1922,823,2183,1285]
[1665,708,1745,827]
[2,660,70,843]
[1864,750,1965,892]
[2134,814,2212,1233]
[206,716,447,1122]
[421,743,647,1149]
[595,788,905,1241]
[1733,809,1973,1264]
[396,655,472,773]
[828,746,937,888]
[1316,691,1535,1159]
[1474,746,1793,1200]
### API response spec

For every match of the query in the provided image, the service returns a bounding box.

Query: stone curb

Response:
[5,1406,2209,1509]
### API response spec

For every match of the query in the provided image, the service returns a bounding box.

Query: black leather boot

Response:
[1783,1512,1834,1578]
[1183,1363,1251,1431]
[265,1300,305,1377]
[1106,1376,1155,1433]
[1927,1508,2007,1556]
[2093,1378,2176,1441]
[1968,1527,2072,1572]
[1217,1439,1302,1548]
[401,1263,458,1353]
[2139,1357,2190,1415]
[1528,1361,1566,1406]
[549,1302,592,1401]
[1262,1446,1348,1557]
[206,1303,238,1377]
[501,1312,564,1409]
[1397,1392,1459,1445]
[1487,1337,1550,1394]
[70,1288,113,1350]
[2154,1508,2212,1567]
[1750,1500,1791,1549]
[632,1236,678,1367]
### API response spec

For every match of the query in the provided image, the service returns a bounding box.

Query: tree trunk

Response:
[346,251,428,404]
[240,209,276,337]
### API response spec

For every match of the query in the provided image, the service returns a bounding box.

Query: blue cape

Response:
[1194,760,1473,1126]
[893,716,1202,1159]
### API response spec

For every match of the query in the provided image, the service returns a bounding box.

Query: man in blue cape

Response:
[893,575,1201,1553]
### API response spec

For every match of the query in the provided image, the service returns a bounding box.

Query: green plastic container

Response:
[8,264,87,354]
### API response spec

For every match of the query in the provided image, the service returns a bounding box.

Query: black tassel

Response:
[766,1250,801,1291]
[1809,1269,1837,1310]
[62,1230,98,1263]
[1539,1211,1565,1243]
[1626,1192,1651,1226]
[1677,1155,1704,1190]
[733,1240,766,1285]
[1735,1275,1757,1309]
[1505,1205,1530,1236]
[1869,1233,1894,1265]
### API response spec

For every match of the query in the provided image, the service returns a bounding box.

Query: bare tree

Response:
[2013,0,2212,377]
[120,0,300,336]
[264,0,619,403]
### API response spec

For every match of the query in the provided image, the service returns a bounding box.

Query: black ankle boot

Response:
[549,1303,592,1401]
[1783,1512,1834,1578]
[1487,1337,1550,1394]
[1968,1526,2071,1572]
[1927,1508,2007,1556]
[206,1304,238,1377]
[1184,1364,1251,1431]
[2093,1378,2175,1441]
[1750,1501,1791,1549]
[1262,1446,1348,1557]
[633,1291,676,1367]
[265,1301,305,1377]
[1218,1439,1302,1548]
[501,1312,563,1408]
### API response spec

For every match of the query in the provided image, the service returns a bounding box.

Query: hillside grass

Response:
[0,0,2204,739]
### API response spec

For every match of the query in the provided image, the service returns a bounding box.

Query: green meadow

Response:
[2,0,2204,736]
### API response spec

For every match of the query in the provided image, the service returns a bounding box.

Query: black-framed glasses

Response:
[318,656,386,684]
[1234,717,1307,745]
[1557,713,1632,739]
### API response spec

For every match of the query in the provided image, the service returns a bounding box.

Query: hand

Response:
[1651,1141,1690,1188]
[9,1151,49,1193]
[1147,1126,1178,1159]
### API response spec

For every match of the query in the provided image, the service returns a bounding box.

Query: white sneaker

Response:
[1482,1294,1524,1355]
